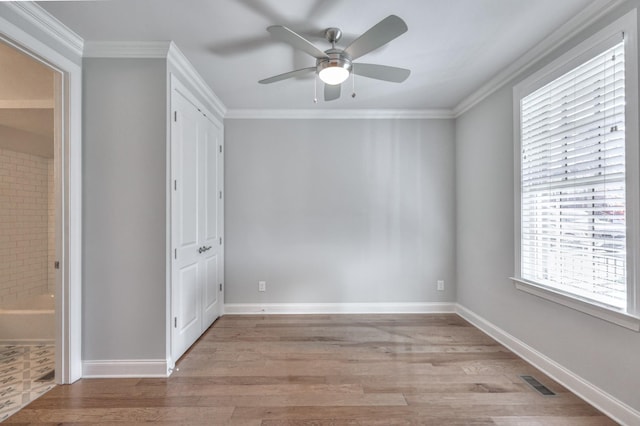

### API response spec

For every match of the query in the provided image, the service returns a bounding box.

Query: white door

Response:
[200,114,222,327]
[171,86,223,362]
[171,90,202,360]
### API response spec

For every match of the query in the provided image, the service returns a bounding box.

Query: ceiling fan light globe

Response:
[319,66,350,85]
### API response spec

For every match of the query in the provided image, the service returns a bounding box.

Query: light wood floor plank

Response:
[5,314,615,424]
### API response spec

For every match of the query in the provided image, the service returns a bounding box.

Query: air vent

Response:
[520,375,555,396]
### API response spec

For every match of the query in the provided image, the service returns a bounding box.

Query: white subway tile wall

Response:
[0,149,54,305]
[47,162,55,295]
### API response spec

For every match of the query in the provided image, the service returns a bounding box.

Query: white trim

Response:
[623,13,640,318]
[456,304,640,426]
[4,2,84,58]
[225,109,454,120]
[453,0,627,117]
[167,42,226,119]
[514,12,635,98]
[66,57,83,385]
[223,302,456,315]
[0,3,83,385]
[171,74,221,126]
[164,49,174,385]
[83,41,171,58]
[82,359,169,378]
[512,278,640,331]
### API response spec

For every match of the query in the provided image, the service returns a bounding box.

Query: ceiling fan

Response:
[258,15,410,102]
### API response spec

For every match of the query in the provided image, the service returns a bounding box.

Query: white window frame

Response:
[512,9,640,331]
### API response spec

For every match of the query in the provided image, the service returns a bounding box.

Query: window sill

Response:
[511,278,640,332]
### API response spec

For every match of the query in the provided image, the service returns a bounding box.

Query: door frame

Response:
[0,4,83,383]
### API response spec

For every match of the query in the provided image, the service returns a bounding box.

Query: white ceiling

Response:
[39,0,600,111]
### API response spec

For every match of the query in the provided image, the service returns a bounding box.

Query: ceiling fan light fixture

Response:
[319,66,350,85]
[317,55,352,85]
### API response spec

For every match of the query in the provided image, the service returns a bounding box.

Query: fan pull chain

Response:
[351,66,356,98]
[314,74,318,104]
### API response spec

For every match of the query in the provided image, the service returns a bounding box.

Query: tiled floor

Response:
[0,345,55,422]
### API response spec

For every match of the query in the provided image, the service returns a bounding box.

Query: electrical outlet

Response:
[437,280,445,291]
[258,281,266,292]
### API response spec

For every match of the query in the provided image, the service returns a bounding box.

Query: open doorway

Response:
[0,3,83,394]
[0,39,58,421]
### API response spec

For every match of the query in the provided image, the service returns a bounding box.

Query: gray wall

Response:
[83,59,166,360]
[225,118,455,304]
[456,1,640,411]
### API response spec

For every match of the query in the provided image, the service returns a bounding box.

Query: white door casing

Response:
[170,80,223,362]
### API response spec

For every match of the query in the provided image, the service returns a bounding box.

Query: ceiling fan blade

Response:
[324,84,341,101]
[259,67,316,84]
[344,15,408,60]
[352,63,410,83]
[267,25,329,59]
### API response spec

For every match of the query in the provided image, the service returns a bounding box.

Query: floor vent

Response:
[520,375,555,396]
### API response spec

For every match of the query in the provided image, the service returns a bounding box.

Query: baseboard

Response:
[82,359,169,378]
[455,304,640,426]
[223,302,456,315]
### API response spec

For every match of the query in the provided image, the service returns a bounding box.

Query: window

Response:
[514,11,639,329]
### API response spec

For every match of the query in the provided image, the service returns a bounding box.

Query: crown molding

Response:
[225,108,455,120]
[453,0,627,117]
[83,41,171,58]
[5,1,84,58]
[167,42,227,118]
[81,41,227,118]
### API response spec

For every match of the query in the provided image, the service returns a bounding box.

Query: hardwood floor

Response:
[6,314,616,425]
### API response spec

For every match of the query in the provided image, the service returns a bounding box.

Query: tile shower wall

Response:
[47,162,54,295]
[0,149,53,304]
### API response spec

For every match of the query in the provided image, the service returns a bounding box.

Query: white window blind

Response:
[520,38,626,309]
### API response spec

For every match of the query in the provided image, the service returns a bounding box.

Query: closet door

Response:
[199,116,222,332]
[171,90,204,361]
[200,115,222,328]
[170,87,223,362]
